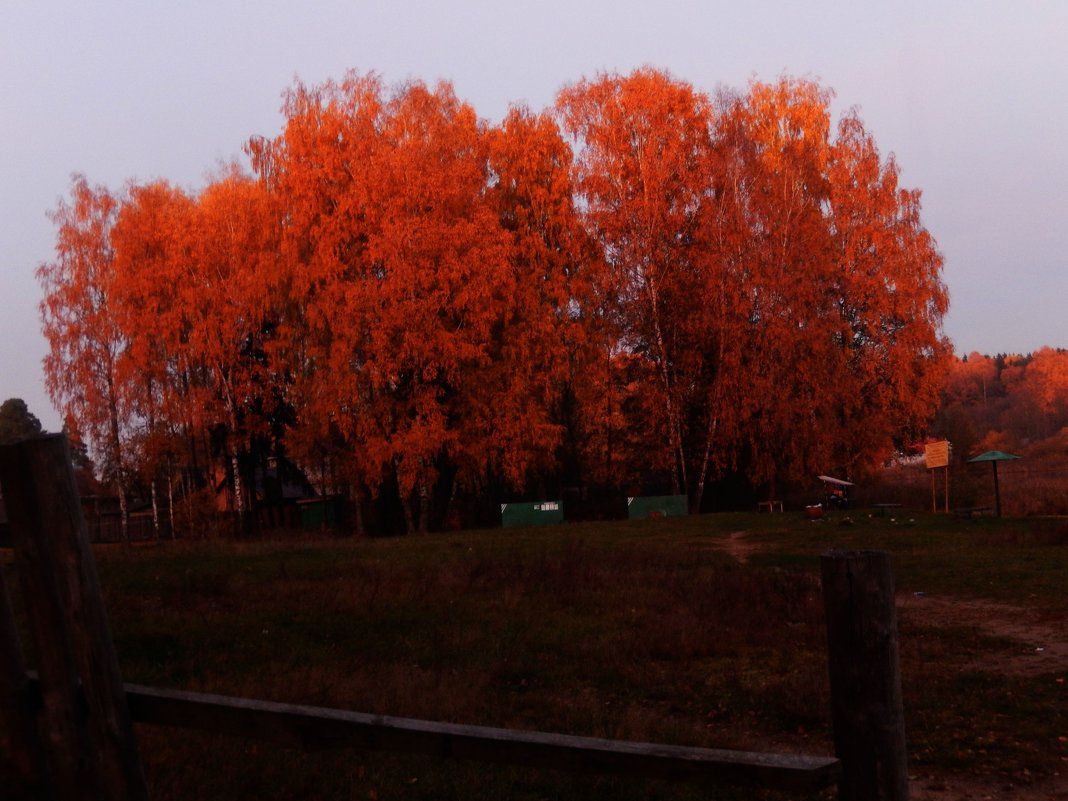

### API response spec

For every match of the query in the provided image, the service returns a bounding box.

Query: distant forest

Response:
[935,348,1068,462]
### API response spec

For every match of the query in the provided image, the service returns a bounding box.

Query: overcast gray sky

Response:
[3,0,1066,431]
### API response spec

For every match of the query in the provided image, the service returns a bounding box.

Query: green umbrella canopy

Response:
[968,450,1020,517]
[968,450,1021,463]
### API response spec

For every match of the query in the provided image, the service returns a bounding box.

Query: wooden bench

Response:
[757,500,784,513]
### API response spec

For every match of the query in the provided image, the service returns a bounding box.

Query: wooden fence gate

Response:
[0,435,908,800]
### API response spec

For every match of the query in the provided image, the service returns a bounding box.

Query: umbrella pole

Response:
[993,461,1001,517]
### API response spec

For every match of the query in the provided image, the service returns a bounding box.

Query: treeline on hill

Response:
[936,349,1068,461]
[37,68,949,536]
[874,349,1068,516]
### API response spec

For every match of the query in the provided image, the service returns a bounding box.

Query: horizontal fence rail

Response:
[26,676,840,793]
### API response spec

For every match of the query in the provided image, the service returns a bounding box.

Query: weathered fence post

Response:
[0,435,148,801]
[821,550,909,801]
[0,561,52,799]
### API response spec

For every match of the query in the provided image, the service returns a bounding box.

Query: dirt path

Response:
[716,531,1068,799]
[898,596,1068,801]
[718,531,1068,677]
[897,594,1068,678]
[722,530,760,563]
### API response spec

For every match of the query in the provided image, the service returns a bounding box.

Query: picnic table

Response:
[757,500,784,513]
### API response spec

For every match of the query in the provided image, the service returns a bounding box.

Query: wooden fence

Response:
[0,435,909,801]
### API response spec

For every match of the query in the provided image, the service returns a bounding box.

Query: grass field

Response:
[6,510,1068,799]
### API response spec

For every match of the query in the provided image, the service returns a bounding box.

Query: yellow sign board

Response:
[925,440,950,469]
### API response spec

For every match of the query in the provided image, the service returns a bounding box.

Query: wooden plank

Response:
[821,550,909,801]
[116,682,839,791]
[0,436,148,801]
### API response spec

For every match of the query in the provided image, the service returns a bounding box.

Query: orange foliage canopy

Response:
[249,75,587,529]
[39,69,951,530]
[39,177,130,485]
[715,78,949,491]
[559,72,949,501]
[558,68,717,498]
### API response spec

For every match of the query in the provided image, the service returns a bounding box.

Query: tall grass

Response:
[8,511,1065,798]
[89,526,833,799]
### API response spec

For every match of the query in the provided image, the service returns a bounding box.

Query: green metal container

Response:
[626,494,688,519]
[298,497,338,530]
[500,501,564,528]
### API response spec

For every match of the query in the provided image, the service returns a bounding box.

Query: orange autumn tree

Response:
[185,169,285,524]
[109,180,198,533]
[716,78,948,493]
[247,74,385,529]
[481,106,604,496]
[110,173,283,530]
[823,109,950,471]
[368,81,512,531]
[255,74,577,531]
[1018,348,1068,435]
[715,79,844,494]
[38,176,135,539]
[557,68,719,498]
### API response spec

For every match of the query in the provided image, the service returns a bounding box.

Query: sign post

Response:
[925,440,951,513]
